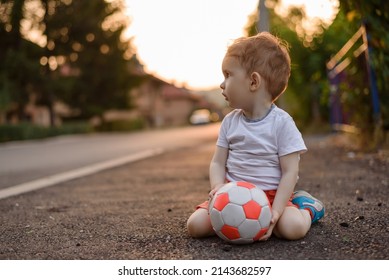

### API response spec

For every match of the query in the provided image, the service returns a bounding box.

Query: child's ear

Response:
[249,72,261,91]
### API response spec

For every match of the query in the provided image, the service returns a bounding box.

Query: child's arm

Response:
[209,146,228,198]
[260,151,300,240]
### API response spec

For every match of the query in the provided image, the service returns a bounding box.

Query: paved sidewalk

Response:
[0,135,388,259]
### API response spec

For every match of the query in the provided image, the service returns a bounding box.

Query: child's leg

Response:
[273,206,312,240]
[187,208,215,238]
[274,191,325,240]
[291,190,325,223]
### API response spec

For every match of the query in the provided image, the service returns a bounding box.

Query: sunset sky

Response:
[124,0,339,90]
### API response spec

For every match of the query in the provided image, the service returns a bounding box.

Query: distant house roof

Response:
[127,58,201,102]
[161,84,200,101]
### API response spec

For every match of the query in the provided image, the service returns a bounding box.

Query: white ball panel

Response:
[209,209,224,231]
[250,188,269,206]
[259,205,272,228]
[221,204,246,227]
[217,182,235,194]
[238,219,261,239]
[228,186,251,205]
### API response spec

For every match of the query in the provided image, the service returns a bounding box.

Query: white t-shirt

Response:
[217,105,307,191]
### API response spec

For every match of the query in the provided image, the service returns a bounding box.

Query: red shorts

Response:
[196,189,297,210]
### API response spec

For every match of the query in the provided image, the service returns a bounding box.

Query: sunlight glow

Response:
[276,0,339,39]
[278,0,338,23]
[124,0,338,90]
[124,0,259,90]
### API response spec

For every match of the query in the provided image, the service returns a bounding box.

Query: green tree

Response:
[337,0,389,145]
[1,0,140,125]
[39,0,140,121]
[0,0,42,122]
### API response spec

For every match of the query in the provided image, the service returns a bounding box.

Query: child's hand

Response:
[259,209,280,241]
[208,183,225,200]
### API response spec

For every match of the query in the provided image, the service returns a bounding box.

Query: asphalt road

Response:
[0,132,388,260]
[0,124,219,189]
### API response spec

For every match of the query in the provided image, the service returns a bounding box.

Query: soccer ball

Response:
[209,181,272,244]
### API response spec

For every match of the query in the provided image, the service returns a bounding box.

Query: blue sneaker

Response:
[292,191,325,223]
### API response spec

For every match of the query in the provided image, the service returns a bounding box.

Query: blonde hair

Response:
[226,32,291,101]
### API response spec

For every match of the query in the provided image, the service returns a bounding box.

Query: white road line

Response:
[0,148,165,200]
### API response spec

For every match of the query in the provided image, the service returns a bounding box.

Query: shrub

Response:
[0,122,93,142]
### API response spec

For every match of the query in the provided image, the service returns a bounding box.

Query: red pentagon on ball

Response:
[243,200,262,219]
[237,181,256,189]
[221,225,240,240]
[213,193,229,211]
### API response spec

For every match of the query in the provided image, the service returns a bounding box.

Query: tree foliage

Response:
[247,0,388,147]
[338,0,389,137]
[0,0,140,124]
[0,0,42,121]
